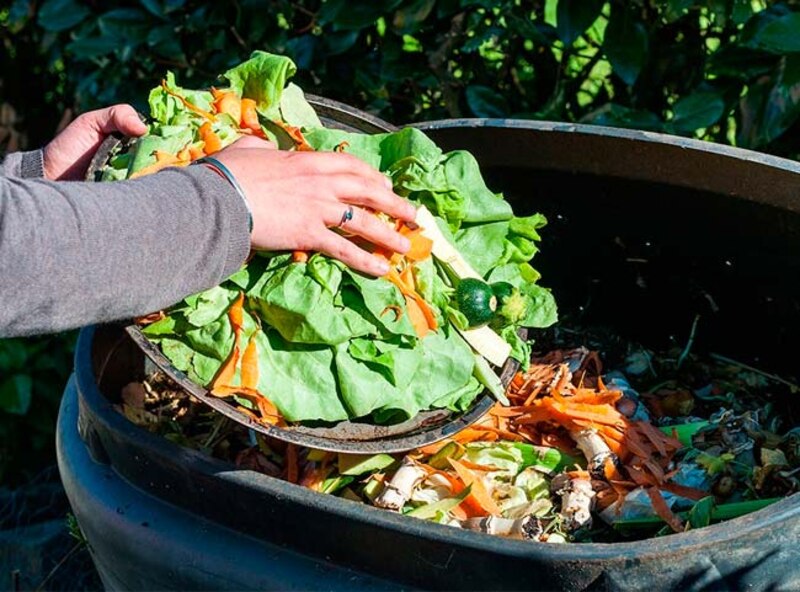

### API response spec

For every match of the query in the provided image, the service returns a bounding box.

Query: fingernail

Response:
[375,258,390,275]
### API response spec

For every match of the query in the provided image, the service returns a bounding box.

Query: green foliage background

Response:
[2,0,800,484]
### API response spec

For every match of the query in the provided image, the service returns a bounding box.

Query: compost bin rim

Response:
[414,118,800,214]
[76,325,800,561]
[415,117,800,174]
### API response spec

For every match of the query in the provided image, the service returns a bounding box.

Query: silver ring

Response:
[337,205,354,228]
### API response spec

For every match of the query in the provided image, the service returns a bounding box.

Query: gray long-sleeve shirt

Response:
[0,149,250,337]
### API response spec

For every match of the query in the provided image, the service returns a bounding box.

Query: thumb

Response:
[93,104,148,137]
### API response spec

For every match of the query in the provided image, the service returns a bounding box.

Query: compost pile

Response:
[119,340,799,543]
[108,50,556,426]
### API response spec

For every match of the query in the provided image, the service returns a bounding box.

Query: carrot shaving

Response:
[199,122,223,155]
[160,80,216,121]
[660,482,709,501]
[272,120,314,151]
[452,428,487,444]
[645,487,684,533]
[213,92,242,123]
[240,335,259,389]
[240,98,265,137]
[449,459,502,516]
[404,296,430,339]
[399,225,433,261]
[457,459,501,472]
[292,250,309,263]
[523,384,545,406]
[417,440,451,456]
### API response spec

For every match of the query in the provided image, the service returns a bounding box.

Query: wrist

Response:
[193,157,253,234]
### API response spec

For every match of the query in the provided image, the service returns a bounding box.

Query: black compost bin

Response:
[57,115,800,591]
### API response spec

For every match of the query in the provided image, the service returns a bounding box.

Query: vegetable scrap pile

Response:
[119,341,799,542]
[106,51,557,425]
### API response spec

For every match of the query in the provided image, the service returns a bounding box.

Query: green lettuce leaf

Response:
[223,50,297,118]
[248,260,376,345]
[148,71,214,126]
[280,82,323,128]
[254,329,348,422]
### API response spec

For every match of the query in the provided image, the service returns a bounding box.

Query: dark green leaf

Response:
[322,0,403,31]
[0,374,32,415]
[67,35,120,59]
[147,24,184,60]
[583,103,663,132]
[323,30,360,56]
[745,11,800,54]
[98,8,151,43]
[556,0,603,46]
[664,0,695,23]
[738,55,800,148]
[139,0,184,17]
[604,3,648,86]
[670,90,726,133]
[393,0,436,34]
[687,496,715,529]
[731,0,753,26]
[506,14,559,46]
[285,35,316,70]
[465,84,509,118]
[8,0,32,30]
[708,45,778,80]
[37,0,90,32]
[139,0,165,19]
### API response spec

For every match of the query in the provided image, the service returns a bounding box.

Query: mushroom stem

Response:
[458,516,544,540]
[374,457,427,511]
[551,473,596,532]
[571,428,617,478]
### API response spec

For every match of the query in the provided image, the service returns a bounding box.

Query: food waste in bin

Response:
[118,334,799,543]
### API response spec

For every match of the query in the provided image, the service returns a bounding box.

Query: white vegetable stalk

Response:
[374,457,427,511]
[551,473,596,532]
[571,429,617,478]
[458,516,544,540]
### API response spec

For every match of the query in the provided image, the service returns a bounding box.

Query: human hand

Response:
[43,104,147,181]
[213,136,417,276]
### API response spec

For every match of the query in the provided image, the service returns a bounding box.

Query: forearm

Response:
[0,167,250,337]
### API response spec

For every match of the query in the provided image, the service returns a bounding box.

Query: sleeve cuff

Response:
[20,150,45,179]
[182,165,252,280]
